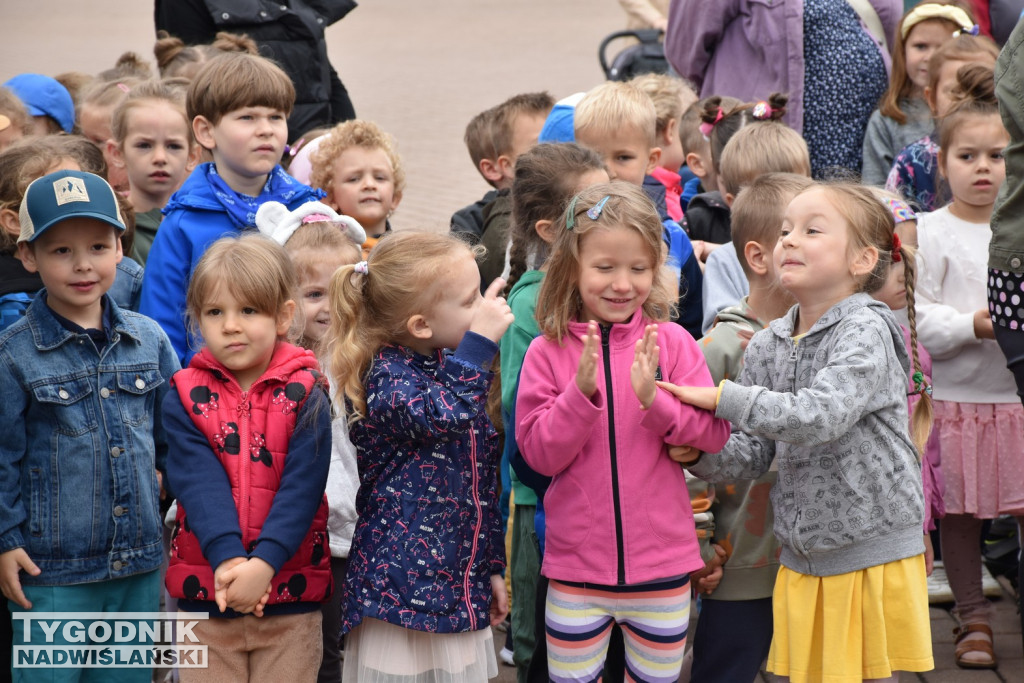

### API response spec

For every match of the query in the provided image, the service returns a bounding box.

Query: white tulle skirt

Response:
[342,617,498,682]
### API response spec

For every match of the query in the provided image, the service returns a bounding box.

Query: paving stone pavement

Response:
[4,3,1024,681]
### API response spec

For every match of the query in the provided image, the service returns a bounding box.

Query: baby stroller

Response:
[598,28,670,81]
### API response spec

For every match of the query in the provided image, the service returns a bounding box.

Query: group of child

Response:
[0,1,1022,682]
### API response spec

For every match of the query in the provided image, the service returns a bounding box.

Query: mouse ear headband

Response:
[255,201,367,247]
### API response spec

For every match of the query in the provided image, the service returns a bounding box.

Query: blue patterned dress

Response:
[801,0,889,178]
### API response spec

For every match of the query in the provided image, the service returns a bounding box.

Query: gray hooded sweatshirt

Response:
[689,293,925,577]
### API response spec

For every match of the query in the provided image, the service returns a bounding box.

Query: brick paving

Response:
[4,2,1024,681]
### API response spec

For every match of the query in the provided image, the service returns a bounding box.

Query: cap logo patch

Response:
[53,177,89,206]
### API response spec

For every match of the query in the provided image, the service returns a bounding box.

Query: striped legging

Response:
[545,575,691,683]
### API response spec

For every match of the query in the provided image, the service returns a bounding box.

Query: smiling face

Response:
[197,284,293,390]
[577,223,655,326]
[323,146,400,238]
[195,106,288,196]
[19,218,123,328]
[115,100,194,211]
[941,113,1009,220]
[774,188,861,305]
[904,19,955,94]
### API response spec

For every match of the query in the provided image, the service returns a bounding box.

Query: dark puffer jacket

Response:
[155,0,357,140]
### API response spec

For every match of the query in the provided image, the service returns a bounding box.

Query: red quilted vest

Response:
[166,344,331,606]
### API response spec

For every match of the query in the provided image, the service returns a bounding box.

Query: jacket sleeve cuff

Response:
[453,332,499,370]
[949,311,983,348]
[714,380,747,422]
[0,530,25,554]
[203,534,247,571]
[250,538,292,573]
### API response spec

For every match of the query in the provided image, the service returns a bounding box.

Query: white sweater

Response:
[326,374,360,558]
[915,206,1018,403]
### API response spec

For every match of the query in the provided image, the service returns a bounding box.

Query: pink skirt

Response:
[933,400,1024,517]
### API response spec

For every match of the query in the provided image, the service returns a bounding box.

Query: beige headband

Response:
[901,4,974,39]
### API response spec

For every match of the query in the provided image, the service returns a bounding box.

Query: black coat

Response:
[155,0,357,140]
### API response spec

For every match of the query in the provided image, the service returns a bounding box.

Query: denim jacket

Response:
[0,294,180,585]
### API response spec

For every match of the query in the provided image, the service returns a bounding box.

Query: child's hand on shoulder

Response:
[0,548,40,609]
[576,321,600,399]
[489,574,508,627]
[656,380,719,412]
[469,278,515,344]
[631,324,659,409]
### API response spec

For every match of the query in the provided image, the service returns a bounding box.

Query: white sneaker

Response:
[928,561,954,604]
[499,646,514,666]
[982,566,1004,598]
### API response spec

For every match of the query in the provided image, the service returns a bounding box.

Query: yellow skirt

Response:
[767,555,933,683]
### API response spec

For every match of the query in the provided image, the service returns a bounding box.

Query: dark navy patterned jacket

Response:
[341,332,505,634]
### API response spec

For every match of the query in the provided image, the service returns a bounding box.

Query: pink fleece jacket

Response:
[516,314,731,585]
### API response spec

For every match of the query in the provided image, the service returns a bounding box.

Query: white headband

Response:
[255,200,366,247]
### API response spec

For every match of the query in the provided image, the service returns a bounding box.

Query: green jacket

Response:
[992,20,1024,273]
[500,269,545,506]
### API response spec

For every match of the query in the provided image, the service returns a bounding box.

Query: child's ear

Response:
[276,300,297,336]
[0,208,21,239]
[535,218,556,244]
[685,151,707,180]
[723,192,735,207]
[479,158,504,186]
[406,313,432,341]
[743,240,770,276]
[663,118,679,147]
[646,146,661,174]
[192,115,216,151]
[107,141,126,169]
[18,242,37,272]
[851,246,879,278]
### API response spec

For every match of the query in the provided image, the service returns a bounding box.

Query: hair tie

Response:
[751,101,773,120]
[699,107,724,139]
[891,233,903,263]
[285,137,305,158]
[116,82,131,94]
[910,370,933,396]
[900,4,974,39]
[353,261,368,275]
[953,24,980,37]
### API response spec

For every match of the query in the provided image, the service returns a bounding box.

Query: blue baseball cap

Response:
[538,92,585,144]
[19,170,125,243]
[4,74,75,133]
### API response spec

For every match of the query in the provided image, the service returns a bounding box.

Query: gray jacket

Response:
[689,293,924,576]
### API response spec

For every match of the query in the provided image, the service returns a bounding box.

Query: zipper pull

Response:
[600,324,611,348]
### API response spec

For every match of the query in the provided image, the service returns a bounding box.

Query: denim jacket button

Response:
[110,446,121,458]
[100,387,111,399]
[113,506,125,517]
[58,389,69,399]
[112,560,123,571]
[135,378,145,390]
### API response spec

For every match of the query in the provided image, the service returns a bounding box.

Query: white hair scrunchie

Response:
[353,261,369,275]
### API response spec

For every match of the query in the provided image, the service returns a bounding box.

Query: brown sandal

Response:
[954,623,997,669]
